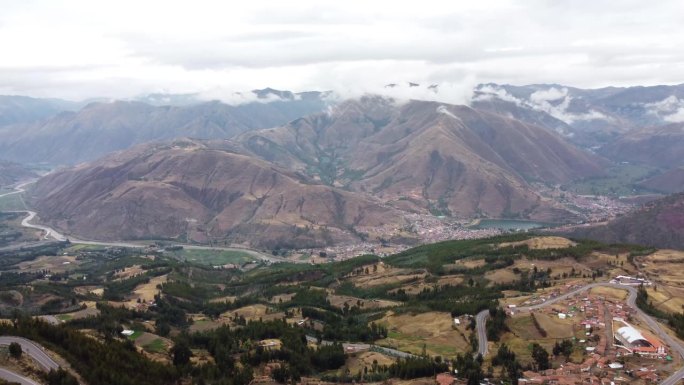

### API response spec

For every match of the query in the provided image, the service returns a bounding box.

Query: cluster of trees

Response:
[387,356,449,379]
[491,344,521,382]
[485,307,508,341]
[187,319,347,384]
[453,353,484,385]
[0,316,177,385]
[531,343,550,371]
[552,339,574,358]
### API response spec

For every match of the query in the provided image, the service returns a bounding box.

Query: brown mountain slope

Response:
[638,167,684,194]
[240,98,603,220]
[601,123,684,168]
[28,139,405,248]
[569,193,684,250]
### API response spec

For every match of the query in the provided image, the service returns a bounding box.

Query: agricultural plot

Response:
[376,311,471,357]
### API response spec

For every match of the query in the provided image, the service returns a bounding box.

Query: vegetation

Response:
[0,232,668,384]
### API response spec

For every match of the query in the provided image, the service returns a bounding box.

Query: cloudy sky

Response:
[1,0,683,102]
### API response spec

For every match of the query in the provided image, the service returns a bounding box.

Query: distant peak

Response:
[251,88,295,100]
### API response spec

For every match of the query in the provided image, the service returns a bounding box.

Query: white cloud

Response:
[475,85,612,124]
[0,0,683,100]
[530,87,568,103]
[645,96,684,122]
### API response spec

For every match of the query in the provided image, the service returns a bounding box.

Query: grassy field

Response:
[127,330,144,340]
[56,314,73,321]
[0,193,26,211]
[143,338,167,353]
[170,248,255,266]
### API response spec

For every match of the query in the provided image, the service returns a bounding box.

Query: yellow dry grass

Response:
[499,236,576,250]
[221,304,284,322]
[344,351,396,374]
[376,311,471,356]
[635,250,684,313]
[391,282,429,295]
[190,349,215,366]
[484,269,519,285]
[533,313,575,339]
[642,250,684,285]
[590,286,628,301]
[437,275,464,286]
[348,271,427,288]
[16,255,79,272]
[122,274,168,308]
[328,294,401,310]
[269,293,295,304]
[209,295,237,304]
[114,265,145,280]
[447,259,486,269]
[135,274,167,302]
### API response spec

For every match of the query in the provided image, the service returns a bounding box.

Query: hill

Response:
[240,97,603,220]
[638,167,684,194]
[0,160,37,188]
[472,83,684,148]
[27,139,405,248]
[0,90,328,165]
[600,123,684,169]
[0,95,82,126]
[569,193,684,249]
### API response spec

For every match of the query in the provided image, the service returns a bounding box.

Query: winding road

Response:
[0,368,41,385]
[0,336,61,385]
[0,336,59,372]
[475,282,684,385]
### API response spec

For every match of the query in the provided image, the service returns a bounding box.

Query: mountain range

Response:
[0,89,329,165]
[5,82,684,248]
[28,97,605,247]
[472,83,684,149]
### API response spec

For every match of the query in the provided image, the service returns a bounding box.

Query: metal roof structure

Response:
[617,325,648,344]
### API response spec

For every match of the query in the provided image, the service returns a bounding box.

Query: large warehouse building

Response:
[614,321,666,358]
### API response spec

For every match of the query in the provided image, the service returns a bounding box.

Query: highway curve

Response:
[0,336,61,385]
[474,282,684,385]
[0,336,59,372]
[0,368,41,385]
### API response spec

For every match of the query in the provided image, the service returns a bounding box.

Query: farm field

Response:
[376,311,471,357]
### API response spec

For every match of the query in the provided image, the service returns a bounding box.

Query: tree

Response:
[172,341,192,367]
[531,343,550,371]
[8,342,21,359]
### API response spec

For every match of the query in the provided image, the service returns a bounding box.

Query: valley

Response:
[0,232,683,385]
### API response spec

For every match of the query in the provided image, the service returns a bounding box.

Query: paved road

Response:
[475,282,684,385]
[0,368,41,385]
[475,309,489,357]
[0,336,59,372]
